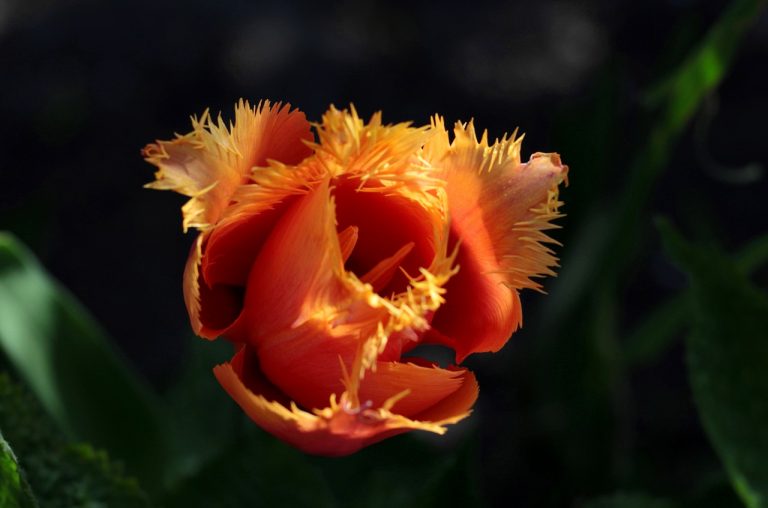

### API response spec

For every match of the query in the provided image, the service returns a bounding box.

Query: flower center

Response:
[332,180,435,297]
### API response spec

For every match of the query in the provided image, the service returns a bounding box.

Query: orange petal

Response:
[143,100,312,231]
[181,190,304,338]
[334,182,438,298]
[214,353,476,456]
[239,178,356,337]
[358,361,477,419]
[413,365,479,423]
[182,234,205,336]
[337,225,359,263]
[423,118,568,361]
[230,179,389,407]
[252,318,378,411]
[360,242,414,294]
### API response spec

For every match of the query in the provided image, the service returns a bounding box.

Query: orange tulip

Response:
[143,100,568,456]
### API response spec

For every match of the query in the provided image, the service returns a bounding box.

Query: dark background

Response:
[1,0,766,506]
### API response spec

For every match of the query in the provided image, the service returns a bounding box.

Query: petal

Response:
[182,191,304,338]
[231,174,459,412]
[239,178,357,338]
[313,105,435,188]
[423,118,568,361]
[182,234,205,335]
[424,249,523,363]
[214,353,475,456]
[253,319,380,411]
[143,100,312,231]
[358,361,478,419]
[412,365,479,423]
[334,182,437,298]
[231,178,391,408]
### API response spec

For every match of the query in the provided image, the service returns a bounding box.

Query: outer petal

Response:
[182,153,318,338]
[186,192,303,338]
[423,118,568,361]
[143,100,312,231]
[213,347,478,456]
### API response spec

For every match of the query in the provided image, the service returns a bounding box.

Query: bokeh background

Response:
[1,0,767,507]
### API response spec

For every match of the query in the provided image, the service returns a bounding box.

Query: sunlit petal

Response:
[214,351,476,457]
[423,118,568,361]
[143,100,312,231]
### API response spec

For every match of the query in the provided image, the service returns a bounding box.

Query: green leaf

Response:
[735,233,768,275]
[0,232,170,490]
[581,493,676,508]
[659,219,768,508]
[0,430,38,508]
[0,372,150,508]
[623,230,768,368]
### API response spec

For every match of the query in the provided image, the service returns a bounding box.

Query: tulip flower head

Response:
[144,100,568,456]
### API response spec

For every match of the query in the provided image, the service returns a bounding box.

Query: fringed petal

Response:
[312,105,445,214]
[239,178,368,338]
[143,100,313,231]
[423,117,568,361]
[214,349,476,457]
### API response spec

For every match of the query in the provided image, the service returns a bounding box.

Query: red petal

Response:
[425,238,523,362]
[334,182,436,297]
[358,361,477,419]
[214,353,477,456]
[423,120,567,361]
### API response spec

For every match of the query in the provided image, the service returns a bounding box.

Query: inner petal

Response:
[195,195,299,338]
[239,179,347,339]
[333,180,436,297]
[360,242,415,294]
[338,225,359,263]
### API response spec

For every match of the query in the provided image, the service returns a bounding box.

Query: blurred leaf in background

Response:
[660,220,768,508]
[0,430,38,508]
[0,372,149,507]
[519,0,767,500]
[0,232,170,492]
[581,493,676,508]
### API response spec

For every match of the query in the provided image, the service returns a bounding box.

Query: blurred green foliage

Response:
[0,431,37,508]
[0,373,149,507]
[0,0,766,506]
[526,0,766,502]
[581,493,676,508]
[660,221,768,508]
[0,233,170,492]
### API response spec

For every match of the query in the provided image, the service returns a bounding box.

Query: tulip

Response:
[144,100,567,456]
